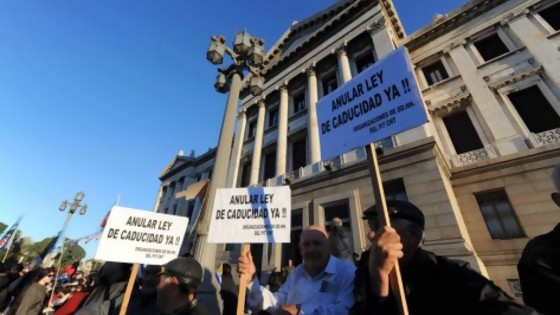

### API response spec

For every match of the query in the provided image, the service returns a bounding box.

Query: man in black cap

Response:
[156,257,209,315]
[350,199,538,315]
[517,164,560,315]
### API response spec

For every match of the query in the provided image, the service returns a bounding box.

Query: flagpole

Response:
[2,241,13,263]
[1,215,23,263]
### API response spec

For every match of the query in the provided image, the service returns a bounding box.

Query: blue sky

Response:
[0,0,468,259]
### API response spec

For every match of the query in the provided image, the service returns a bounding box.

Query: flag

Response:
[0,215,23,250]
[100,211,110,228]
[29,231,61,268]
[215,263,223,287]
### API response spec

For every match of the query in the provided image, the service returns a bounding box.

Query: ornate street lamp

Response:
[195,30,267,312]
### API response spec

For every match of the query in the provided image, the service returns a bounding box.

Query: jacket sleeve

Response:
[446,262,540,315]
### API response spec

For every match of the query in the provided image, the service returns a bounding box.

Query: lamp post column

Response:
[226,109,247,187]
[194,70,242,314]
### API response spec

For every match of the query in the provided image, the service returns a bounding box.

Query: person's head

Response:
[552,164,560,207]
[299,225,330,276]
[34,267,55,286]
[362,200,425,267]
[96,262,131,286]
[156,257,203,313]
[142,265,162,297]
[74,272,84,280]
[222,263,232,275]
[59,287,71,296]
[332,217,343,228]
[287,259,293,267]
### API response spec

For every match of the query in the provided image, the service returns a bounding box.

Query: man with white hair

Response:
[518,164,560,315]
[238,225,355,315]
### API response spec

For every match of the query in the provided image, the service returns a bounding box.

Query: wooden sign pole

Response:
[365,143,409,315]
[119,263,140,315]
[236,243,251,315]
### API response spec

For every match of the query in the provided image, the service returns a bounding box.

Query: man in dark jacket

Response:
[517,164,560,315]
[156,257,209,315]
[351,199,538,315]
[329,217,354,263]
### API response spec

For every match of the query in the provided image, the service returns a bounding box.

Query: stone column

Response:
[447,45,527,155]
[508,14,560,88]
[368,22,395,59]
[250,101,266,185]
[226,109,247,187]
[337,45,352,83]
[307,67,321,164]
[276,85,289,176]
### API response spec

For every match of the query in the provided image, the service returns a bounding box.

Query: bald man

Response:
[238,225,355,315]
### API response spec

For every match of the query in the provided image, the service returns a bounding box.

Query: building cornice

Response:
[404,0,510,52]
[159,148,217,181]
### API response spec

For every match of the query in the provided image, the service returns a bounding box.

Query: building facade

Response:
[219,0,560,299]
[154,149,216,256]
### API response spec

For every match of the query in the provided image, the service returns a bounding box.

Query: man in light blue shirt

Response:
[238,225,355,315]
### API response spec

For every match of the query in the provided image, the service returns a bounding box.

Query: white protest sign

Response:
[95,206,189,265]
[317,47,428,160]
[208,186,291,244]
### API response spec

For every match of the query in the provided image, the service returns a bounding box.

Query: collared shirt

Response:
[247,255,355,315]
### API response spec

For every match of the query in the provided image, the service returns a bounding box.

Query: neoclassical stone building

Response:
[210,0,560,298]
[153,149,216,256]
[154,0,560,302]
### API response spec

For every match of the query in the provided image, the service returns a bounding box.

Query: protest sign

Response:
[317,46,427,161]
[208,186,291,244]
[95,206,189,265]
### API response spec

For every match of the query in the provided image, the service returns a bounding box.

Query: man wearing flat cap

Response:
[517,164,560,315]
[351,199,538,315]
[156,257,209,315]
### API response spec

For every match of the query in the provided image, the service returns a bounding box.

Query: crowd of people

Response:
[0,165,558,315]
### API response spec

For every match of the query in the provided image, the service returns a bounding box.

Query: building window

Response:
[168,182,176,199]
[293,92,306,114]
[263,151,276,181]
[443,111,484,154]
[159,186,168,205]
[324,201,352,229]
[207,169,213,180]
[322,72,338,96]
[186,202,195,219]
[539,3,560,31]
[247,120,257,139]
[474,33,510,62]
[383,178,408,201]
[376,137,394,150]
[291,138,307,171]
[268,108,279,128]
[422,60,449,86]
[240,162,251,187]
[282,209,303,267]
[507,86,560,133]
[196,173,202,182]
[355,52,375,73]
[475,189,525,239]
[178,177,185,191]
